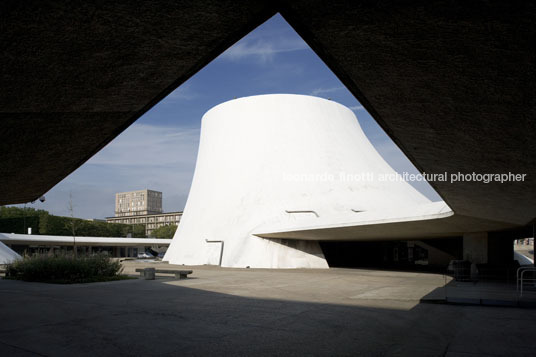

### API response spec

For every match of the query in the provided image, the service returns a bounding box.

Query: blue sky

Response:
[28,14,440,219]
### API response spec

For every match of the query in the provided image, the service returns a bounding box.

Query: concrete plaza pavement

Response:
[0,261,535,356]
[515,244,534,261]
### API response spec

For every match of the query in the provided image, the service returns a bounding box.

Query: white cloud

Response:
[310,86,344,96]
[221,37,308,63]
[39,123,201,219]
[165,83,197,102]
[89,124,199,167]
[349,105,365,111]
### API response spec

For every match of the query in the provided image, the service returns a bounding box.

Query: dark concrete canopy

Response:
[1,1,534,231]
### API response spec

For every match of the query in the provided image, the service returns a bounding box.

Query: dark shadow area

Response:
[320,239,462,273]
[1,277,535,356]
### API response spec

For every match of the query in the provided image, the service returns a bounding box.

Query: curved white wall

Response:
[164,94,429,268]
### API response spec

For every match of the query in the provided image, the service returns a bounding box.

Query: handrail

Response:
[516,266,536,291]
[285,210,319,218]
[205,239,224,266]
[519,268,536,297]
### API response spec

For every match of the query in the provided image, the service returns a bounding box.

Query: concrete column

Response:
[463,232,488,264]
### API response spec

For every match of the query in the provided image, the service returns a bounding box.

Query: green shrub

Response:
[5,253,128,284]
[151,224,177,238]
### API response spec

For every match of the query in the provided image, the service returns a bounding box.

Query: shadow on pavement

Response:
[0,276,535,356]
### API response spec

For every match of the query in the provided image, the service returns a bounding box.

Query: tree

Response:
[151,224,177,238]
[1,205,147,237]
[67,192,78,257]
[130,224,146,238]
[0,206,44,218]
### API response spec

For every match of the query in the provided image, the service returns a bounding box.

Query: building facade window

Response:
[107,191,182,236]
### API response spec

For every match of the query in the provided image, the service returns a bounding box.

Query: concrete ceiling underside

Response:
[1,1,534,230]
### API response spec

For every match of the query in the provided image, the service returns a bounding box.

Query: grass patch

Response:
[4,253,132,284]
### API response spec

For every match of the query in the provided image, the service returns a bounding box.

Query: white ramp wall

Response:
[0,240,21,265]
[164,94,429,268]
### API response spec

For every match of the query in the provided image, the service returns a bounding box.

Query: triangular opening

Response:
[29,13,442,222]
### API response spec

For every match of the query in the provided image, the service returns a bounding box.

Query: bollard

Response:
[144,268,155,280]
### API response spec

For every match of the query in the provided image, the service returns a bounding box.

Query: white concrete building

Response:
[106,211,182,237]
[107,189,182,236]
[115,189,162,217]
[0,233,171,258]
[164,94,455,268]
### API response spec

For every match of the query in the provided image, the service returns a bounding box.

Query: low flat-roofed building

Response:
[0,233,171,258]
